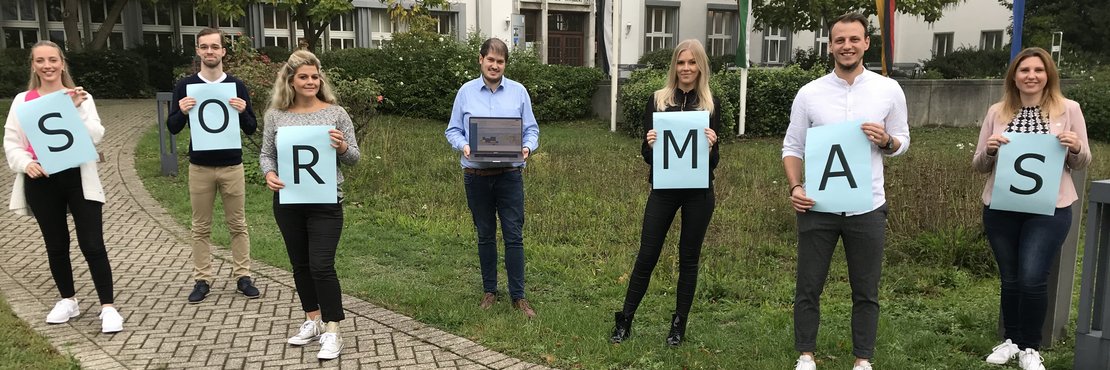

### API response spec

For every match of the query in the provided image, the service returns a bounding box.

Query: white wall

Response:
[893,0,1010,63]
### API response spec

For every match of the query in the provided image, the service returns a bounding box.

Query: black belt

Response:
[463,167,521,176]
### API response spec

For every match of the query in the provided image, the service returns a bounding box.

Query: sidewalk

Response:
[0,99,547,369]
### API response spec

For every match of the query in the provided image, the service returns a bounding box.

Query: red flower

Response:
[377,95,384,103]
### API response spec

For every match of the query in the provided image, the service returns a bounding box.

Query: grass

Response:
[0,99,80,369]
[135,114,1110,369]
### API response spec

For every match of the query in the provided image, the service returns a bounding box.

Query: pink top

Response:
[23,89,40,160]
[972,99,1093,208]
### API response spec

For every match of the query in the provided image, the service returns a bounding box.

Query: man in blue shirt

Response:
[444,38,540,318]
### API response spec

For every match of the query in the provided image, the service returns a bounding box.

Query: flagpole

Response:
[1010,0,1025,60]
[736,0,750,136]
[609,0,621,132]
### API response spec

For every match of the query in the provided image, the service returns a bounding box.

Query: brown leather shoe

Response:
[479,292,497,309]
[512,298,536,319]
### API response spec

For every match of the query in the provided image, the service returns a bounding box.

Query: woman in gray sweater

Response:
[259,50,360,361]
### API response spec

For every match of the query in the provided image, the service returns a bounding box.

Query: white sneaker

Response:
[317,332,342,360]
[99,307,123,333]
[287,319,323,346]
[986,339,1020,364]
[1017,348,1046,370]
[851,360,873,370]
[45,298,79,324]
[795,354,816,370]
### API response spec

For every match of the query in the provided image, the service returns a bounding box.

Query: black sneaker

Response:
[188,280,210,303]
[237,277,260,299]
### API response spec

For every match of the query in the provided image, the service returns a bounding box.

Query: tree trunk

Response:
[89,0,130,50]
[62,0,83,51]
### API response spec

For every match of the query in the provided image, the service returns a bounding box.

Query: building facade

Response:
[2,0,1010,69]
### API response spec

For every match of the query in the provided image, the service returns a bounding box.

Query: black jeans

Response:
[273,193,345,322]
[794,205,887,360]
[983,205,1072,350]
[621,188,715,318]
[24,167,114,304]
[463,170,526,299]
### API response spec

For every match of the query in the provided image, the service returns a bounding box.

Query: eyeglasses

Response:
[196,44,223,51]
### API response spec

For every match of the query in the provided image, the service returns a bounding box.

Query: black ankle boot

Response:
[609,311,634,343]
[666,313,687,346]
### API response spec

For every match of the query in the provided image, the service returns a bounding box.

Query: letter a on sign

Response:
[187,82,241,150]
[990,133,1065,215]
[804,121,873,212]
[277,125,337,204]
[15,90,99,174]
[652,111,709,189]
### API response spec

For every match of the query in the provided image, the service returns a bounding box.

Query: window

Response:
[143,32,173,48]
[262,5,292,49]
[370,8,397,48]
[327,13,355,50]
[142,1,172,26]
[980,30,1003,50]
[45,0,63,22]
[645,6,676,53]
[3,28,38,48]
[89,0,110,23]
[706,10,737,56]
[933,32,954,56]
[814,24,829,56]
[3,0,39,21]
[762,26,790,65]
[434,12,457,36]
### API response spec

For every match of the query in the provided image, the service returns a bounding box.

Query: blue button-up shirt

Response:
[445,76,540,169]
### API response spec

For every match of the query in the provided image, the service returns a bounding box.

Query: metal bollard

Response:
[1076,179,1110,369]
[155,92,177,176]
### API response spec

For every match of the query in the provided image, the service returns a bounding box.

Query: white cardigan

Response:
[4,91,105,216]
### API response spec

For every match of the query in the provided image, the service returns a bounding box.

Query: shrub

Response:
[921,47,1009,79]
[330,70,383,133]
[638,48,673,70]
[789,47,831,71]
[372,30,477,119]
[506,48,603,123]
[618,65,825,138]
[223,36,280,115]
[708,54,736,72]
[1067,66,1110,142]
[0,48,30,97]
[320,47,387,80]
[258,46,292,64]
[130,44,193,92]
[67,48,150,98]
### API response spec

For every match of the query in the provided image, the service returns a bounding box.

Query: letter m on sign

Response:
[663,129,698,169]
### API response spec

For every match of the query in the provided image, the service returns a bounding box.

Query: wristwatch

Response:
[880,136,893,150]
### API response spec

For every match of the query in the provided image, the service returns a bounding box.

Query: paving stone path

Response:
[0,99,547,370]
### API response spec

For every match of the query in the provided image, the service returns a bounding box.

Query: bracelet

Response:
[789,184,803,196]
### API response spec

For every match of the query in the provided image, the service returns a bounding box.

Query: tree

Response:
[379,0,451,32]
[997,0,1110,56]
[752,0,966,31]
[263,0,354,51]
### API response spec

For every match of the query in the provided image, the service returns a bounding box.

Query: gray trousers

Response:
[793,204,887,359]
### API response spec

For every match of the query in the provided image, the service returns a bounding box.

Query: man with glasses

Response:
[167,27,260,303]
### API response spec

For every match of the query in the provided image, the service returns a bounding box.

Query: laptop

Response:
[468,117,525,162]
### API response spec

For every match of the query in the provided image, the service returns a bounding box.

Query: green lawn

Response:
[0,99,80,369]
[136,114,1109,369]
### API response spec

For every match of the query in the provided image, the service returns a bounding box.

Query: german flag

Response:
[875,0,895,76]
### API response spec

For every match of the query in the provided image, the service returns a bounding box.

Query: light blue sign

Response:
[187,82,241,151]
[990,133,1066,216]
[804,121,873,213]
[652,111,710,189]
[277,125,337,204]
[15,91,99,175]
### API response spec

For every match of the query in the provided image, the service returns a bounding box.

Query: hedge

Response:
[1066,67,1110,142]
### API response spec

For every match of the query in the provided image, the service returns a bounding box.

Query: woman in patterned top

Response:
[260,50,360,361]
[972,47,1091,370]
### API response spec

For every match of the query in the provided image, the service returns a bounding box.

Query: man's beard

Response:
[835,58,861,73]
[202,58,221,68]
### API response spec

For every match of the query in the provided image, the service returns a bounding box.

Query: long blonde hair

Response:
[269,50,337,111]
[653,39,714,115]
[27,41,77,90]
[997,47,1065,122]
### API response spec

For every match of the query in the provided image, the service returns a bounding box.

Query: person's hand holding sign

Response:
[790,184,816,212]
[705,128,718,147]
[861,122,890,149]
[66,87,88,107]
[25,162,47,179]
[985,134,1010,156]
[265,171,284,191]
[646,129,657,148]
[228,97,247,113]
[178,96,196,115]
[329,129,348,154]
[1057,131,1081,154]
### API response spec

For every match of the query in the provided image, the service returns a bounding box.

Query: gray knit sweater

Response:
[259,105,360,188]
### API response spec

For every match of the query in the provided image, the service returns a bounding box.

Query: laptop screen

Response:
[469,117,522,154]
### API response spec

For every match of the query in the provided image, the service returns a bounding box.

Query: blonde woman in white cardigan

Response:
[3,41,122,333]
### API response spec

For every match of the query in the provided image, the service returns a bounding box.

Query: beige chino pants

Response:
[188,163,251,282]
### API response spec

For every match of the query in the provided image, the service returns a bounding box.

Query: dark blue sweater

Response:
[166,73,258,166]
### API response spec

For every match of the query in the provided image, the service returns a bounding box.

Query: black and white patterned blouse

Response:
[1005,106,1050,134]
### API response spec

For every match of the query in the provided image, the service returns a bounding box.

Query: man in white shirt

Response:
[781,13,910,370]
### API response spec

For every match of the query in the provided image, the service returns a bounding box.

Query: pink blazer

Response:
[972,99,1092,208]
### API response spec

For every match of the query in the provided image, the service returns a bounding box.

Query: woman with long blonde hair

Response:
[3,40,123,333]
[259,50,360,361]
[973,47,1091,370]
[610,39,720,346]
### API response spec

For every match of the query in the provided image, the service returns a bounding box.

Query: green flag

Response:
[735,0,750,68]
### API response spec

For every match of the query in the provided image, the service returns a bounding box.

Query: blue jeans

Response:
[464,170,526,300]
[982,205,1072,350]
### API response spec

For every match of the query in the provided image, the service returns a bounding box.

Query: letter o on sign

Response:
[198,99,230,133]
